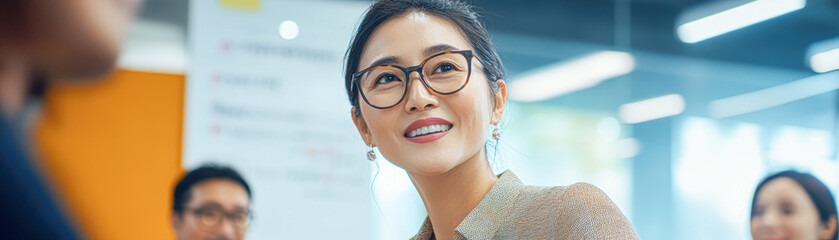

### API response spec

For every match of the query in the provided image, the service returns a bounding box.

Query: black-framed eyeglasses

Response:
[351,50,482,109]
[187,207,253,231]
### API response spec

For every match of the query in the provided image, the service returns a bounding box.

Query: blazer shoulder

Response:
[562,182,610,203]
[514,182,618,218]
[520,182,607,204]
[514,183,639,239]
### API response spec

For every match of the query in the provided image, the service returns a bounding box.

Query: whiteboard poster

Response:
[184,0,371,239]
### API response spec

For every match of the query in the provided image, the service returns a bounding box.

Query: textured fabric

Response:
[411,170,639,240]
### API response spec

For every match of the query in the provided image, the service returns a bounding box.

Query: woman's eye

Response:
[375,74,400,85]
[782,208,795,215]
[434,63,455,73]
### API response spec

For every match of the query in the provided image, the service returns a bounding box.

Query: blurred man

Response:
[172,164,253,240]
[0,0,143,239]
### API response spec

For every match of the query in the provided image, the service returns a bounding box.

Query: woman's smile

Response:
[403,117,454,143]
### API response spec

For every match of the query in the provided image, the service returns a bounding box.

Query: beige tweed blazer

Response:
[411,170,639,240]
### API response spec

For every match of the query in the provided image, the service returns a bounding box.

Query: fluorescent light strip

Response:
[509,51,635,102]
[810,47,839,73]
[677,0,805,44]
[709,71,839,118]
[619,94,686,124]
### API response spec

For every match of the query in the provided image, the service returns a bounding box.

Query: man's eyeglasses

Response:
[187,206,252,231]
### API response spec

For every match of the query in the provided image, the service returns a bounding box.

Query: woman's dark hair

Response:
[343,0,505,117]
[172,164,252,216]
[751,170,838,239]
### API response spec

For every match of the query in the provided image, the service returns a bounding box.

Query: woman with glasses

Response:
[344,0,637,239]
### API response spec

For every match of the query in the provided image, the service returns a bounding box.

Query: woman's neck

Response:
[408,148,498,240]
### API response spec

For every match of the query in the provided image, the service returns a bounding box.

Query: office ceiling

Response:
[139,0,839,71]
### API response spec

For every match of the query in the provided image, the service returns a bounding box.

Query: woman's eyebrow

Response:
[424,44,459,56]
[366,44,459,69]
[368,56,401,68]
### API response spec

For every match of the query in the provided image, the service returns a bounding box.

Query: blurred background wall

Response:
[35,70,185,239]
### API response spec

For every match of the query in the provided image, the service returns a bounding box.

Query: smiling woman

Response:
[343,0,638,239]
[750,170,838,240]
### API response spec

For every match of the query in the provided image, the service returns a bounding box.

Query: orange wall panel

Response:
[34,69,185,240]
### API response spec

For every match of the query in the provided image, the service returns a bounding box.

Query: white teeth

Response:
[407,124,452,138]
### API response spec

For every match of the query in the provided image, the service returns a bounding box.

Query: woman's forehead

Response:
[358,11,472,69]
[759,178,811,203]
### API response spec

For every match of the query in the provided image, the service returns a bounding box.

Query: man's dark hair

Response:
[172,164,252,216]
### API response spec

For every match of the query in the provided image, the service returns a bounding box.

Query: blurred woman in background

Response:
[343,0,637,239]
[751,170,838,240]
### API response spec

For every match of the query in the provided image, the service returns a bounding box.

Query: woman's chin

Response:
[403,160,458,177]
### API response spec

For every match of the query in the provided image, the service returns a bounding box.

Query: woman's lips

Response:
[115,0,143,14]
[756,237,783,240]
[404,118,453,143]
[406,130,449,143]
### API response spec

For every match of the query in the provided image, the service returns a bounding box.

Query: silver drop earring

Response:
[492,125,503,141]
[367,145,376,161]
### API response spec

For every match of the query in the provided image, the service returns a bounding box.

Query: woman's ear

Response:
[819,215,837,240]
[490,79,507,125]
[351,107,375,147]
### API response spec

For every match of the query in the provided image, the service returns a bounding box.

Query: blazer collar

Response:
[412,170,525,240]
